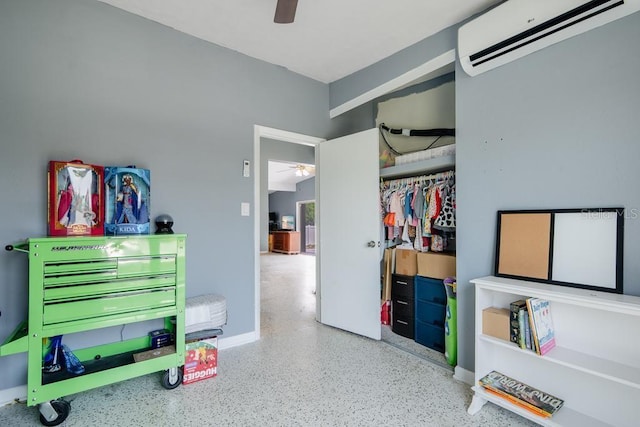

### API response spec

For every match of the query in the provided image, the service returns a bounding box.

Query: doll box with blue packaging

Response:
[104,166,150,235]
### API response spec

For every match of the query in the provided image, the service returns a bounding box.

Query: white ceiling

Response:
[268,161,315,193]
[98,0,500,83]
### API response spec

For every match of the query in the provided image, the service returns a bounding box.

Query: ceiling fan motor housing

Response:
[274,0,298,24]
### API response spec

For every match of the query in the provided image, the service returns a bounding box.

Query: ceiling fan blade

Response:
[274,0,298,24]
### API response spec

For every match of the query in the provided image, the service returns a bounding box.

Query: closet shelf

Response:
[379,154,455,179]
[479,335,640,390]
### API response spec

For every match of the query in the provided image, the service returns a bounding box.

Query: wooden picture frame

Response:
[495,208,624,293]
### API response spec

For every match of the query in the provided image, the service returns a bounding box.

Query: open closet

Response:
[376,74,457,367]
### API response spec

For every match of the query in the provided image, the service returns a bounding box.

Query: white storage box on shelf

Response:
[185,294,227,334]
[394,144,455,165]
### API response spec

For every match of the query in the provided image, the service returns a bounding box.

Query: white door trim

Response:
[253,125,324,340]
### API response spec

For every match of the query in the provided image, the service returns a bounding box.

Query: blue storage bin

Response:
[415,300,445,327]
[415,276,446,305]
[415,320,445,353]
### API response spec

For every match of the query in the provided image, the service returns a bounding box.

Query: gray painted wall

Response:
[329,26,457,110]
[268,177,316,231]
[0,0,341,390]
[2,0,637,393]
[260,139,315,251]
[456,11,640,372]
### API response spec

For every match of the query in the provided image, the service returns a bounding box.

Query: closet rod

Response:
[382,169,454,188]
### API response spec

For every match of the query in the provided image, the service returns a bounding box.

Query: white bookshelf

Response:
[468,276,640,427]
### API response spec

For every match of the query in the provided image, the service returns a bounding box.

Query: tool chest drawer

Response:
[43,287,176,325]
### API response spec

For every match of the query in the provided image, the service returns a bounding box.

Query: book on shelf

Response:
[479,370,564,417]
[517,308,527,349]
[526,298,556,355]
[510,299,527,346]
[481,384,552,418]
[523,308,532,350]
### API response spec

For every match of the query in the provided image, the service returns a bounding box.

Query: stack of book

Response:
[479,370,564,418]
[510,297,556,355]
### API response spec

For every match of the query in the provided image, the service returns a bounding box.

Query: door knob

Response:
[367,240,376,248]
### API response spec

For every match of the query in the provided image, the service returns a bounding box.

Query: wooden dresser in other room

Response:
[271,231,300,255]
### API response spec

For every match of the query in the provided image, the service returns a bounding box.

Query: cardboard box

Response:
[395,249,418,276]
[183,337,218,385]
[416,252,456,279]
[482,307,510,341]
[133,345,175,363]
[381,248,394,301]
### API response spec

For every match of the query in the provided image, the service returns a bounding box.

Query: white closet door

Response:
[317,128,381,340]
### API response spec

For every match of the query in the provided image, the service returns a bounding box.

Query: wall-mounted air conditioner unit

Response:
[459,0,640,76]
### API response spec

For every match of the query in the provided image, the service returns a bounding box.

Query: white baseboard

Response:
[218,331,257,350]
[454,366,475,385]
[0,385,27,408]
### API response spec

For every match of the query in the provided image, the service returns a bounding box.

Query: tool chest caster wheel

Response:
[161,366,183,389]
[39,399,70,426]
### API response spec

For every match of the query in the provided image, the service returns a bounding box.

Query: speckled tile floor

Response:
[0,253,537,426]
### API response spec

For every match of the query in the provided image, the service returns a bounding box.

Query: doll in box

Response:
[104,166,150,235]
[49,160,104,236]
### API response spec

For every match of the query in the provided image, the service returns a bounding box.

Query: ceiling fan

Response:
[279,164,315,177]
[274,0,298,24]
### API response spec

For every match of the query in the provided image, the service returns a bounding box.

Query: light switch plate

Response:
[241,202,250,216]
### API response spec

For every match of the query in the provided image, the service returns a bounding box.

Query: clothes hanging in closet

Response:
[380,170,455,252]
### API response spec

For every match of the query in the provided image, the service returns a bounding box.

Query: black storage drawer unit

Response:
[391,274,414,298]
[414,276,446,352]
[391,296,413,318]
[392,314,414,339]
[391,274,415,339]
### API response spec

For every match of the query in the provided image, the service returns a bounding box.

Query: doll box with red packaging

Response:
[48,160,105,236]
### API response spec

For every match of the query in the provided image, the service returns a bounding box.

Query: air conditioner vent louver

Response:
[459,0,640,76]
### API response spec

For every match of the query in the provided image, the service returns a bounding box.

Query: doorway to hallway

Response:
[297,200,315,255]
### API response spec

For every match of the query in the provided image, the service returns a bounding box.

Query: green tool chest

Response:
[1,234,186,425]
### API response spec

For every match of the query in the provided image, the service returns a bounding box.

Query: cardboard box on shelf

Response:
[416,252,456,279]
[183,337,218,385]
[482,307,511,341]
[381,248,394,301]
[395,249,418,276]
